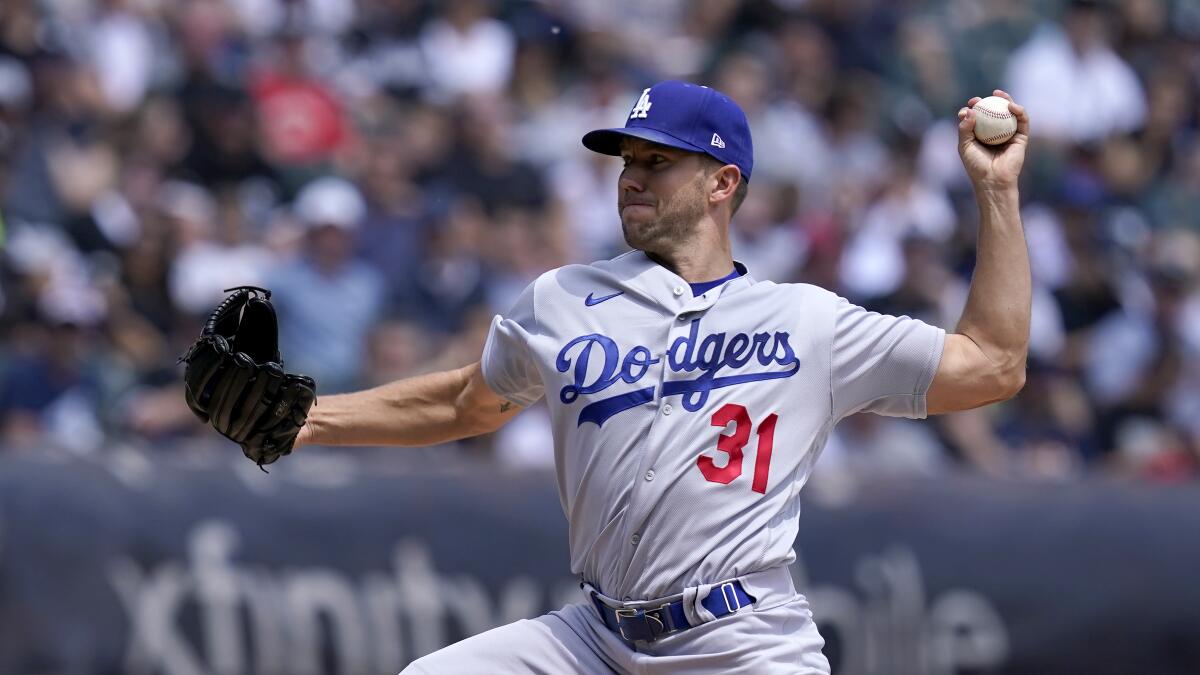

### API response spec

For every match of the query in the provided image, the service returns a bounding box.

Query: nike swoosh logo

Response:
[584,291,624,307]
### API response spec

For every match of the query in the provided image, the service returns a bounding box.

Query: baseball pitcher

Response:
[183,80,1031,673]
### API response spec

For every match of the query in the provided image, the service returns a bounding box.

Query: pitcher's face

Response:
[617,138,709,251]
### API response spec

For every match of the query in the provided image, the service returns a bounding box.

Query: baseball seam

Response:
[974,106,1013,120]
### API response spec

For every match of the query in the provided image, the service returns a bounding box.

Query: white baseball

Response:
[972,96,1017,145]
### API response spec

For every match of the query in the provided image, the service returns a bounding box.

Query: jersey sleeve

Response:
[481,279,546,407]
[830,297,945,420]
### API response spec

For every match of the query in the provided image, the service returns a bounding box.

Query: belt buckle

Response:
[614,608,642,642]
[719,582,742,613]
[615,607,663,642]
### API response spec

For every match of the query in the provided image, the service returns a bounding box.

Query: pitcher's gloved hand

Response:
[180,286,317,470]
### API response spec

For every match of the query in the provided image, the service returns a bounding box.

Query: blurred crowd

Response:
[1,0,1198,480]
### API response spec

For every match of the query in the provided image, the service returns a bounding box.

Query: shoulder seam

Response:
[531,271,544,337]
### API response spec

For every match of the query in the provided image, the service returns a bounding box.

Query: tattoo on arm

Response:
[500,401,513,413]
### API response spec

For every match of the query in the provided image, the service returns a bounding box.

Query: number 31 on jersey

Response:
[697,403,778,494]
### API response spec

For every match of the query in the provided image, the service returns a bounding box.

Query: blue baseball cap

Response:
[582,80,754,182]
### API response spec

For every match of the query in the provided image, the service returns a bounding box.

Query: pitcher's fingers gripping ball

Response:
[180,286,317,470]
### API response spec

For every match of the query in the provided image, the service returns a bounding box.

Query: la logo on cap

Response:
[630,88,652,119]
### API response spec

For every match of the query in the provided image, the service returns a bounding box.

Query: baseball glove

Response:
[180,286,317,470]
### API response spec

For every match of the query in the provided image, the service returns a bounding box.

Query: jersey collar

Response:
[689,265,743,297]
[601,251,756,313]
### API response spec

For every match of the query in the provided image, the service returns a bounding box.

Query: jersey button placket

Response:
[620,298,681,573]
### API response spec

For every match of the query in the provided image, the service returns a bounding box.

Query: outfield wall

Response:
[1,454,1196,674]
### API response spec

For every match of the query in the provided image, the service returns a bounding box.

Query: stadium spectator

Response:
[267,176,384,394]
[1006,0,1147,143]
[0,0,1194,477]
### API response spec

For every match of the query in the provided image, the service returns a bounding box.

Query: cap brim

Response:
[582,127,708,156]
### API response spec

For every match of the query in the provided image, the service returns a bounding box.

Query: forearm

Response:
[927,92,1032,413]
[956,186,1031,371]
[303,365,479,447]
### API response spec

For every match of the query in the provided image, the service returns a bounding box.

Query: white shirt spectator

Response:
[731,222,806,285]
[1006,23,1146,142]
[419,14,515,100]
[170,242,274,315]
[494,403,556,469]
[1029,283,1067,362]
[549,156,625,263]
[562,0,686,73]
[90,10,156,113]
[228,0,357,37]
[158,181,274,314]
[513,81,634,169]
[750,101,832,196]
[839,180,956,299]
[0,56,32,109]
[820,416,950,477]
[1020,203,1075,290]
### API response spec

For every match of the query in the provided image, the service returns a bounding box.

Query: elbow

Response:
[993,351,1028,401]
[968,367,1024,411]
[974,350,1026,406]
[998,366,1026,400]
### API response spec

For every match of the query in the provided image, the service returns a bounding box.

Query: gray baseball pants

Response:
[401,566,831,674]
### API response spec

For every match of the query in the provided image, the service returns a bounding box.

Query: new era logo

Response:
[711,133,726,149]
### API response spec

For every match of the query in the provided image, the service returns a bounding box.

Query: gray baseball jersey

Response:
[482,250,944,601]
